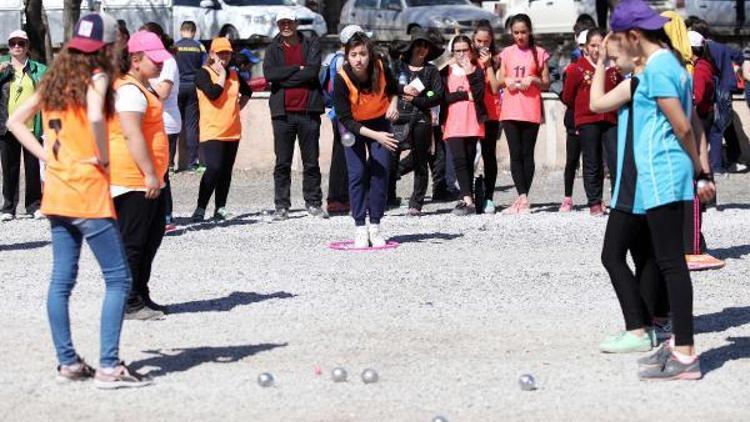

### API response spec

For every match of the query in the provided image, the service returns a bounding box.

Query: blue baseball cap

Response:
[610,0,670,32]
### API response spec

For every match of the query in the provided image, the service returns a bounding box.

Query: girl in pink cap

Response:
[108,30,172,322]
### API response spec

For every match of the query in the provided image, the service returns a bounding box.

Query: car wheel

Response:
[407,24,421,36]
[220,25,240,40]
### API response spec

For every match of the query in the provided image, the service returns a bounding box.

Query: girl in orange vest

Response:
[191,37,253,222]
[7,13,151,388]
[110,30,172,321]
[332,32,399,248]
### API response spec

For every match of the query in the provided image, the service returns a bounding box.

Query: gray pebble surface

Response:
[1,170,748,421]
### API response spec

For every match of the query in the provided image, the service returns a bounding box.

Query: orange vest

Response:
[40,107,116,219]
[197,66,241,142]
[109,75,169,189]
[338,61,390,121]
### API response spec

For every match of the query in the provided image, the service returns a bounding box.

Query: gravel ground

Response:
[1,169,749,422]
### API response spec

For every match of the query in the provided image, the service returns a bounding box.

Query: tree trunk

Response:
[63,0,83,41]
[323,0,342,34]
[24,0,52,64]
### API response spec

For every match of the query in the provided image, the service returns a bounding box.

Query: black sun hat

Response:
[400,29,444,62]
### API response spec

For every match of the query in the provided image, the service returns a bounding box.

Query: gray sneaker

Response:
[639,353,702,381]
[94,362,153,389]
[191,207,206,223]
[124,307,165,321]
[0,213,14,222]
[638,342,671,368]
[272,208,289,221]
[306,205,329,219]
[214,207,232,221]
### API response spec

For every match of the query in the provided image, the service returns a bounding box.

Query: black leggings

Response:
[647,201,694,347]
[579,122,616,205]
[563,132,581,197]
[407,120,433,209]
[446,137,478,198]
[602,209,667,331]
[504,120,539,195]
[197,140,239,210]
[481,120,501,201]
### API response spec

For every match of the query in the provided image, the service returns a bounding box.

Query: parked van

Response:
[0,0,327,46]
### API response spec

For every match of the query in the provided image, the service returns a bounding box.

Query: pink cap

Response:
[8,30,28,41]
[127,31,171,64]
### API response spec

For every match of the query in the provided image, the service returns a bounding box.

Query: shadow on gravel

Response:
[165,218,260,237]
[131,343,288,377]
[710,244,750,260]
[167,291,296,314]
[700,337,750,375]
[494,184,514,193]
[694,306,750,334]
[716,203,750,211]
[0,240,50,252]
[390,232,463,244]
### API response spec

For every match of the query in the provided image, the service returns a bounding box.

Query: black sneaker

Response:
[191,207,205,223]
[432,190,458,202]
[94,362,153,389]
[639,353,702,381]
[306,205,329,219]
[272,208,289,221]
[452,200,475,216]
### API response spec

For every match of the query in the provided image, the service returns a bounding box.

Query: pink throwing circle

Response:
[328,240,400,251]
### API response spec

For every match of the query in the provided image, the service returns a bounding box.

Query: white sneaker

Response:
[32,210,45,220]
[0,213,13,222]
[354,226,369,248]
[368,224,386,247]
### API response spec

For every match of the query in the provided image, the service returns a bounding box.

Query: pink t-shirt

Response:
[443,67,485,140]
[499,44,549,124]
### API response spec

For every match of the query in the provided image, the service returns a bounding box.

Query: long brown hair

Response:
[39,44,117,117]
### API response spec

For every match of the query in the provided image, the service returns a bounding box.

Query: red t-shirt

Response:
[561,57,621,127]
[693,58,715,118]
[283,42,309,112]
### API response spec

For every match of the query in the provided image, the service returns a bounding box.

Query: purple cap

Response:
[610,0,670,32]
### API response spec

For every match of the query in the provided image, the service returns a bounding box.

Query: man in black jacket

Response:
[263,12,326,220]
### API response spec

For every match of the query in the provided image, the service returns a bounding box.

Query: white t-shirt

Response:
[150,58,181,134]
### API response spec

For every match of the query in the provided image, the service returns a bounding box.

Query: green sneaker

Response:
[483,199,496,214]
[599,331,653,353]
[214,207,232,221]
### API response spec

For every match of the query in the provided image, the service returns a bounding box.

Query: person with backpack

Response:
[394,29,445,216]
[320,26,366,214]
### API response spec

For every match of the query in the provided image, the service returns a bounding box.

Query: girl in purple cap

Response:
[603,0,716,381]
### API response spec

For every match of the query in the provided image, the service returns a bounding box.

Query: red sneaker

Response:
[327,201,350,214]
[590,202,604,216]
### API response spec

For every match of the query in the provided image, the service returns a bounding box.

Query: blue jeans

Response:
[48,217,132,368]
[344,117,392,226]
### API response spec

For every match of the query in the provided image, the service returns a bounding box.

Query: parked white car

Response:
[503,0,596,33]
[0,0,327,46]
[686,0,750,27]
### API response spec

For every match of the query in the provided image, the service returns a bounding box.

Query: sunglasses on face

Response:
[9,39,26,48]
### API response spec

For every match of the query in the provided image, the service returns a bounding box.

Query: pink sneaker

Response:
[559,197,573,212]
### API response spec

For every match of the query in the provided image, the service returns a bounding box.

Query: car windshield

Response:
[223,0,296,5]
[405,0,468,6]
